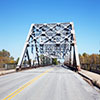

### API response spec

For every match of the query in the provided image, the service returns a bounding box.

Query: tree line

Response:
[79,53,100,73]
[0,49,59,68]
[79,53,100,65]
[0,49,19,68]
[0,49,100,69]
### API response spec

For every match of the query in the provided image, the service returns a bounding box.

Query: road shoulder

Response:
[78,69,100,89]
[0,69,15,76]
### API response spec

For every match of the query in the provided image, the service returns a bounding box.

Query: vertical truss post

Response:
[16,24,33,70]
[70,45,73,66]
[34,37,40,66]
[73,45,76,67]
[69,45,72,66]
[26,49,31,67]
[71,22,81,71]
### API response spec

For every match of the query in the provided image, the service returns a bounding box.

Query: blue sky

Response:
[0,0,100,60]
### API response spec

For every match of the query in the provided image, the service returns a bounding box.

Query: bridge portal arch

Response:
[17,22,80,71]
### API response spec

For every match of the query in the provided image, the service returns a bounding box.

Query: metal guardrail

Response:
[4,64,17,70]
[81,64,100,74]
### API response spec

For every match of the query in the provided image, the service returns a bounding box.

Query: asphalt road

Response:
[0,65,100,100]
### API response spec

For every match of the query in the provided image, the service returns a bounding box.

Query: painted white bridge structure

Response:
[17,22,80,71]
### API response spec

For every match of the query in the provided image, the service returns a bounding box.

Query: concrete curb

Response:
[78,71,100,89]
[0,70,16,76]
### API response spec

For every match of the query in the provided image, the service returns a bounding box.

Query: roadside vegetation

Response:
[79,53,100,65]
[52,58,58,65]
[79,53,100,73]
[0,49,100,73]
[0,49,17,68]
[0,49,59,69]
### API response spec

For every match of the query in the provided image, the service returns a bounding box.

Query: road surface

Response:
[0,65,100,100]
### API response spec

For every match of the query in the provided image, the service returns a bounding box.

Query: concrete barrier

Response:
[78,70,100,89]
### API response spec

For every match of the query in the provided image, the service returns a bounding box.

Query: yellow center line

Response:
[3,67,54,100]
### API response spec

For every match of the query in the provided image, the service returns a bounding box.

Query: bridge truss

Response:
[17,22,80,70]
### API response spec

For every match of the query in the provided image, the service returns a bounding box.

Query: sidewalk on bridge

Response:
[0,69,15,76]
[78,69,100,89]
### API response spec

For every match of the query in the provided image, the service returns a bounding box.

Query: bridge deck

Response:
[0,65,100,100]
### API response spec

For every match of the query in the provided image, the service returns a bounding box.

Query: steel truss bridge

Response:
[16,22,80,71]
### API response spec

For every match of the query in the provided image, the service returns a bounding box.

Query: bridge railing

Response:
[81,63,100,74]
[4,64,17,70]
